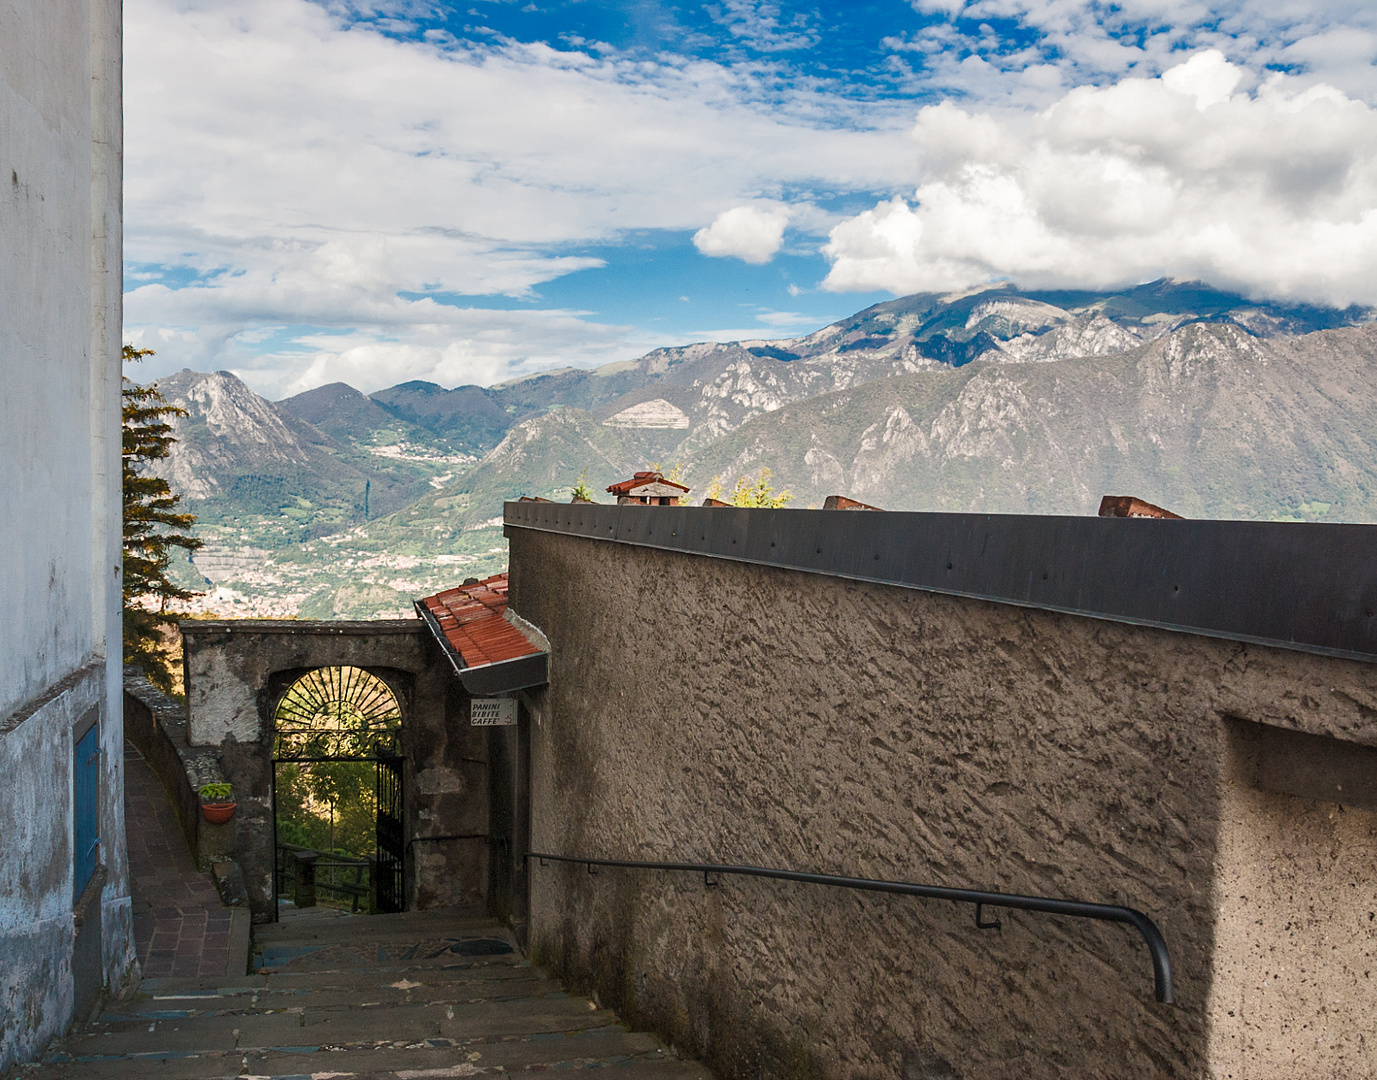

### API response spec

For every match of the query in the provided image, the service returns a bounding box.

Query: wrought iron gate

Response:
[375,752,405,913]
[271,666,406,918]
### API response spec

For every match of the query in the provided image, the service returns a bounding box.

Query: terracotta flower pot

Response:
[201,801,236,825]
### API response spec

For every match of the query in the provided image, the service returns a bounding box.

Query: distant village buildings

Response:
[1,3,135,1070]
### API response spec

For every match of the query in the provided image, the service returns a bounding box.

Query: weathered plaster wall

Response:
[0,1,133,1071]
[182,622,489,922]
[509,530,1377,1080]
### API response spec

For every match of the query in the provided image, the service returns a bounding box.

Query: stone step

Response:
[252,944,520,972]
[259,954,523,976]
[263,961,545,990]
[250,907,498,945]
[137,956,532,998]
[106,975,565,1018]
[251,926,521,973]
[64,993,614,1057]
[21,914,716,1080]
[23,1039,710,1080]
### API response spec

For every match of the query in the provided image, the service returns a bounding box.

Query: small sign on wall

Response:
[471,697,517,726]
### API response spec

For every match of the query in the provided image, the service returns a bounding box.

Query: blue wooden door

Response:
[73,722,100,900]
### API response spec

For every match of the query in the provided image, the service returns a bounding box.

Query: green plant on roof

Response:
[199,782,233,802]
[726,467,792,508]
[570,471,596,503]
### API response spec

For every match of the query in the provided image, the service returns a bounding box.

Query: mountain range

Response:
[141,279,1377,617]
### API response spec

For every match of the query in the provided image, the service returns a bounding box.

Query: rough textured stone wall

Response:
[181,622,489,921]
[510,529,1377,1080]
[0,1,133,1070]
[125,670,239,872]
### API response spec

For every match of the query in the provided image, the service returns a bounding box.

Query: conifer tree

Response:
[122,345,202,691]
[570,471,596,502]
[703,467,792,508]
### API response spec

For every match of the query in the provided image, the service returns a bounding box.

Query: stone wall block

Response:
[511,529,1377,1080]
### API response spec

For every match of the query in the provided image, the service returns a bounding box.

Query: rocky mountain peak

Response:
[152,369,317,498]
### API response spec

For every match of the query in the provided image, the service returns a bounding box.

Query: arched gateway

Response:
[180,609,547,925]
[272,666,406,914]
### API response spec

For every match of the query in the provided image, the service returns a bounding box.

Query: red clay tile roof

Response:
[417,573,543,668]
[606,471,690,496]
[823,494,886,511]
[1097,495,1183,520]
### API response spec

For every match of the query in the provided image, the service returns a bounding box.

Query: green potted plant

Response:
[199,782,236,825]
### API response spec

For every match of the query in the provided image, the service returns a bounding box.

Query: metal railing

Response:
[527,851,1173,1003]
[407,833,507,853]
[277,843,370,913]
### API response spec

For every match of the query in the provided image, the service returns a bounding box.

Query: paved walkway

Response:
[23,910,712,1080]
[124,742,235,979]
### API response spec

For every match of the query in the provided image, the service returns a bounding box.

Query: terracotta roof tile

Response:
[1097,495,1183,520]
[416,572,542,669]
[606,470,690,496]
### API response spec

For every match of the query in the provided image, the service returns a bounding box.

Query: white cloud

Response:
[693,204,792,263]
[122,0,916,392]
[892,1,1377,109]
[128,304,644,400]
[1160,49,1242,110]
[823,52,1377,306]
[124,0,1377,393]
[279,307,635,397]
[752,308,814,327]
[710,0,821,52]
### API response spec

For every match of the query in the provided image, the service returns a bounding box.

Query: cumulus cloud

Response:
[124,0,1377,394]
[279,307,635,397]
[124,295,641,399]
[693,204,793,263]
[823,51,1377,306]
[122,0,915,393]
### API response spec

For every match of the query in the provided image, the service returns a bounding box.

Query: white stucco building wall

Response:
[0,1,135,1069]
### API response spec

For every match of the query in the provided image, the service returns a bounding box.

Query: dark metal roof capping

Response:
[178,620,424,635]
[504,501,1377,664]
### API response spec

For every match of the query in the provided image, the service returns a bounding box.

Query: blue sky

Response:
[123,0,1377,397]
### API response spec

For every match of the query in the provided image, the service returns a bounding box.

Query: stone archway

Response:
[181,620,489,922]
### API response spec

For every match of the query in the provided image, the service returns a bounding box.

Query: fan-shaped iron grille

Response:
[273,666,401,759]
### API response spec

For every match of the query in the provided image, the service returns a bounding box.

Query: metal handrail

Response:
[526,851,1173,1004]
[407,833,507,852]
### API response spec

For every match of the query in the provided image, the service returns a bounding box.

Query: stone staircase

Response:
[19,909,710,1080]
